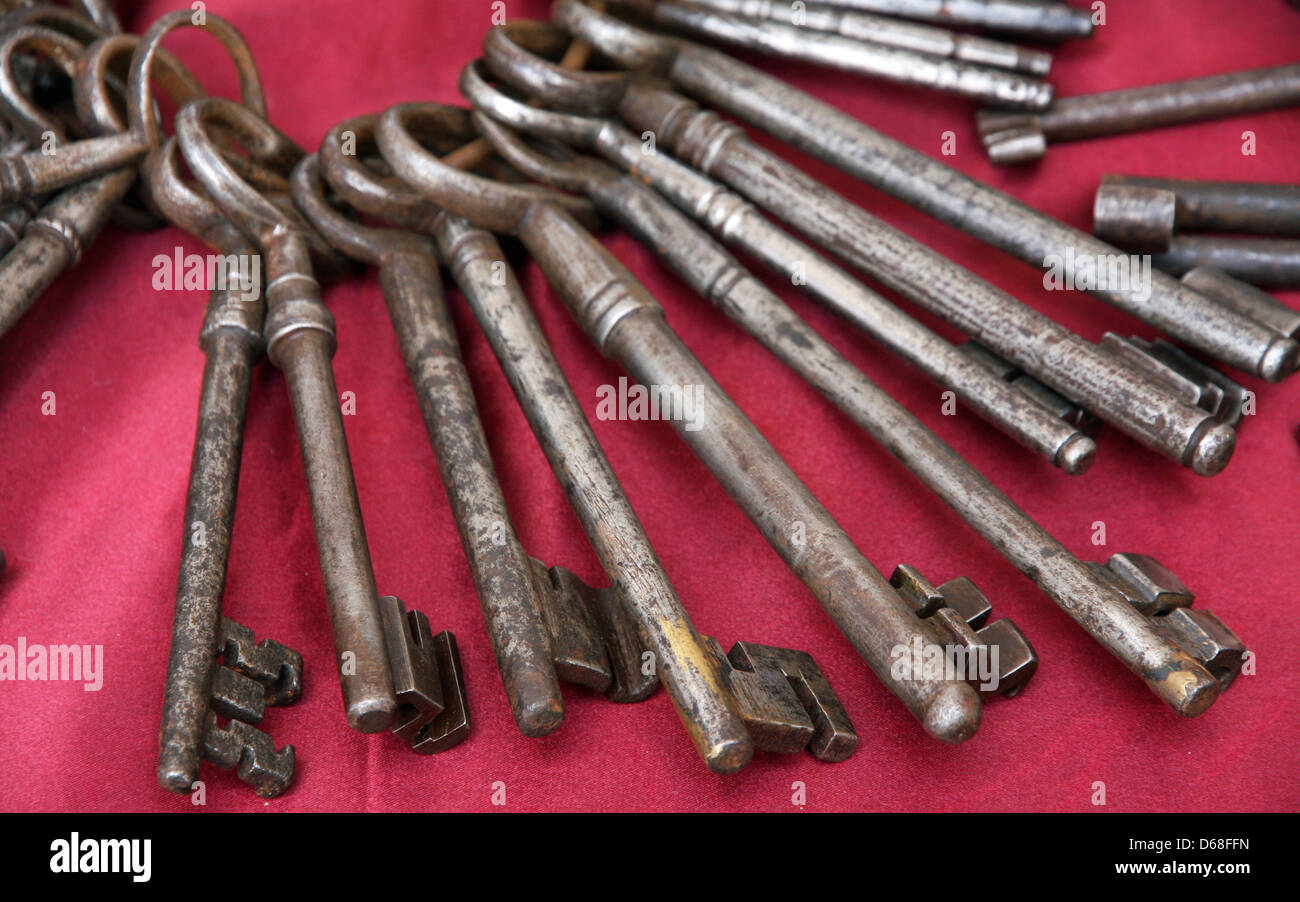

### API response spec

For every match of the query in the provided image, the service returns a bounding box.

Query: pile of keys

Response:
[1,0,1291,799]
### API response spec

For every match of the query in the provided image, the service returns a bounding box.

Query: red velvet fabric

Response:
[0,0,1295,813]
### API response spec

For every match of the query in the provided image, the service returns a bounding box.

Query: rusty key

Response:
[313,124,857,763]
[809,0,1094,40]
[980,64,1300,164]
[478,23,1241,477]
[466,108,1235,717]
[670,0,1053,75]
[463,53,1094,473]
[548,1,1299,388]
[317,112,751,772]
[176,98,401,734]
[601,0,1054,109]
[378,102,988,744]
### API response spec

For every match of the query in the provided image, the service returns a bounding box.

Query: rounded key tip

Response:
[1172,668,1220,718]
[158,767,194,795]
[923,683,982,744]
[516,696,566,738]
[1055,433,1097,475]
[1259,336,1300,384]
[348,697,397,734]
[1190,422,1236,477]
[704,735,754,775]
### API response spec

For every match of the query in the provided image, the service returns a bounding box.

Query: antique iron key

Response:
[378,102,989,744]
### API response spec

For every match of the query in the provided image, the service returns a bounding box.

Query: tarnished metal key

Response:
[177,98,400,734]
[670,0,1053,75]
[1095,175,1300,249]
[466,108,1234,717]
[548,1,1299,388]
[1180,267,1300,341]
[295,146,665,736]
[602,0,1054,109]
[980,65,1300,164]
[810,0,1094,40]
[318,110,751,772]
[480,22,1241,477]
[378,102,989,744]
[463,53,1094,473]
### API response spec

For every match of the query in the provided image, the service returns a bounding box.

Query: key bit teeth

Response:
[530,557,659,703]
[408,630,471,754]
[219,617,304,706]
[890,565,1038,698]
[1154,608,1248,692]
[209,664,266,725]
[202,715,295,799]
[1100,553,1248,691]
[377,596,471,754]
[704,637,857,762]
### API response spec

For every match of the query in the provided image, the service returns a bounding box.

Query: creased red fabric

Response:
[0,0,1295,813]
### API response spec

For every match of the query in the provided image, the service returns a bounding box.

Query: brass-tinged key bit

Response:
[1094,554,1248,692]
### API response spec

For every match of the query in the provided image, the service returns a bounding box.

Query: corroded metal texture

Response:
[480,25,1242,478]
[464,98,1233,718]
[809,0,1094,39]
[376,102,990,744]
[176,97,398,734]
[1153,237,1300,289]
[980,65,1300,163]
[603,0,1053,108]
[667,0,1053,75]
[342,107,756,772]
[463,52,1093,473]
[1097,175,1300,245]
[291,149,564,737]
[549,1,1299,387]
[1181,266,1300,340]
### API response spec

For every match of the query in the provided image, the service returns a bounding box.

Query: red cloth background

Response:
[0,0,1296,813]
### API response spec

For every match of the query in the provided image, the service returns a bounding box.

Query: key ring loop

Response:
[483,20,631,115]
[460,57,605,150]
[127,9,266,151]
[0,25,87,143]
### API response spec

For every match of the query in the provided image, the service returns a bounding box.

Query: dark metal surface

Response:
[176,97,398,734]
[980,65,1300,163]
[604,0,1054,108]
[377,102,990,744]
[1181,266,1300,340]
[547,1,1299,388]
[319,108,752,771]
[463,52,1093,473]
[1098,175,1300,242]
[480,26,1241,478]
[703,638,857,761]
[807,0,1094,40]
[665,0,1053,75]
[465,92,1233,718]
[292,148,564,736]
[1153,236,1300,289]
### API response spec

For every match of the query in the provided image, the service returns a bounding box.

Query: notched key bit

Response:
[528,557,659,704]
[1098,334,1249,427]
[202,716,295,800]
[702,638,857,762]
[889,565,1038,698]
[197,617,302,799]
[378,596,470,755]
[219,617,303,706]
[1092,554,1248,692]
